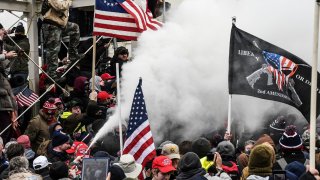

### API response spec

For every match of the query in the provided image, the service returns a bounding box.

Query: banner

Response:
[229,25,320,121]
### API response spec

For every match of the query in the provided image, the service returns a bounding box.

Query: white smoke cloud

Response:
[94,0,312,144]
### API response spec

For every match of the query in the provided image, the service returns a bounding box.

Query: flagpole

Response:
[163,0,166,23]
[227,95,232,133]
[227,17,236,134]
[116,63,123,155]
[92,36,97,93]
[310,0,320,169]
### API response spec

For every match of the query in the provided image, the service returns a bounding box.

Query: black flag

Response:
[229,25,320,121]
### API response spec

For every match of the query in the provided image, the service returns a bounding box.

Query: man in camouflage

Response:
[41,0,82,82]
[4,23,30,82]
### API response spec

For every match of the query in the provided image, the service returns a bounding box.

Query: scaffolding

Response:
[0,0,95,94]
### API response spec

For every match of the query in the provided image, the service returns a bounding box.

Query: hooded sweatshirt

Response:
[177,152,208,180]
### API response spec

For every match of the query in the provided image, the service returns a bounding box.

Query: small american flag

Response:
[263,51,298,91]
[93,0,162,41]
[123,78,156,168]
[16,86,39,107]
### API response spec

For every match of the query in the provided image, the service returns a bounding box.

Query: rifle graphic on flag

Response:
[229,25,320,121]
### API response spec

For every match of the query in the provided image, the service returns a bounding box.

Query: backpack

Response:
[37,140,51,156]
[41,0,51,16]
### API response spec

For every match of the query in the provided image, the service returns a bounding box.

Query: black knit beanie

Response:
[192,137,211,159]
[178,152,202,172]
[52,132,69,148]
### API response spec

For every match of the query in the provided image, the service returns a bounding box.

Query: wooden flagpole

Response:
[310,0,320,169]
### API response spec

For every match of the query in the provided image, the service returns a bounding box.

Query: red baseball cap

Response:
[152,156,176,173]
[66,141,81,154]
[97,91,112,101]
[101,73,115,80]
[75,143,90,158]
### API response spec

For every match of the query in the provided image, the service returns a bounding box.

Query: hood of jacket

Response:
[176,168,207,180]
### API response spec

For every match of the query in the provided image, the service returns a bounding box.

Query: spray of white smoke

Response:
[92,0,313,145]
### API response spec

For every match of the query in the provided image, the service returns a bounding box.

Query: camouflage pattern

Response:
[42,21,80,81]
[4,34,30,76]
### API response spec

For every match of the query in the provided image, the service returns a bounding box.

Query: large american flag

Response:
[93,0,162,41]
[262,51,298,91]
[123,78,156,167]
[15,86,39,107]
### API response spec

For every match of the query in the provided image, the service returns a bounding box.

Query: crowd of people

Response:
[1,0,320,179]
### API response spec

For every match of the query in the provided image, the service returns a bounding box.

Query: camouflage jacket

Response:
[42,0,72,27]
[4,35,30,74]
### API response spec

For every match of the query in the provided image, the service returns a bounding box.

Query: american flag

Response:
[263,51,298,91]
[15,86,39,107]
[93,0,162,41]
[123,78,156,168]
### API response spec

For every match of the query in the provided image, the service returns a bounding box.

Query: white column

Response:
[27,0,40,114]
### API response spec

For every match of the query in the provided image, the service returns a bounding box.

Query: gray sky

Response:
[0,11,26,30]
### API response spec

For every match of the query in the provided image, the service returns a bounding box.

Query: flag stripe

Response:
[136,141,155,163]
[124,127,152,155]
[121,1,147,30]
[93,30,139,41]
[123,120,149,149]
[141,150,156,167]
[133,137,154,161]
[94,22,141,32]
[95,10,136,22]
[94,17,137,28]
